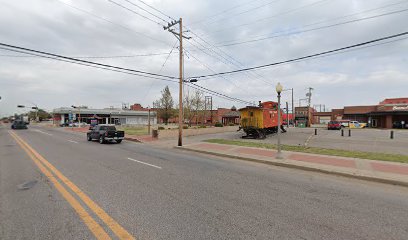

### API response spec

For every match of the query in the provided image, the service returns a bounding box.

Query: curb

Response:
[124,137,142,143]
[176,147,408,188]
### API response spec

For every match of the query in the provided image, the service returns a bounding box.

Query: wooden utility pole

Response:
[164,17,190,146]
[178,18,183,146]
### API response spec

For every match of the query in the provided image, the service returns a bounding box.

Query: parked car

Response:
[349,121,367,128]
[327,120,342,130]
[87,124,125,144]
[11,120,28,129]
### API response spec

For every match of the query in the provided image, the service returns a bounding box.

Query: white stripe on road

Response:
[127,158,162,169]
[33,129,53,136]
[68,140,79,144]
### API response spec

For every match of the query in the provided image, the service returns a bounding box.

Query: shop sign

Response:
[393,106,408,111]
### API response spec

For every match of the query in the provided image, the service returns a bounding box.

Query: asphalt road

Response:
[1,124,408,240]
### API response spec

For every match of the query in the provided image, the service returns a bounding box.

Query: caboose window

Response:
[270,114,272,118]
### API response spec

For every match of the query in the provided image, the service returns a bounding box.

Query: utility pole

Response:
[147,107,151,135]
[164,18,191,146]
[205,96,212,125]
[291,88,294,127]
[286,101,289,127]
[306,87,313,127]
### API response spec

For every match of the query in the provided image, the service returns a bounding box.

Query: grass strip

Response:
[205,139,408,164]
[117,127,148,136]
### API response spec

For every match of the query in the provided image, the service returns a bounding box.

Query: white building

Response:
[53,107,157,126]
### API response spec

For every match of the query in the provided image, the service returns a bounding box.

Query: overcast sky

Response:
[1,0,407,117]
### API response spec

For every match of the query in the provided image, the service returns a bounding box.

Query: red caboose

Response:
[239,101,286,138]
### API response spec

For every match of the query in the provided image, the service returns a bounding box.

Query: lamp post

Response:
[147,106,151,135]
[71,105,81,127]
[276,82,283,159]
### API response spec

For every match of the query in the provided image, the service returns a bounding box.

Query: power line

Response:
[209,0,331,34]
[187,83,254,105]
[190,0,267,25]
[123,0,168,23]
[204,0,283,26]
[55,0,170,46]
[191,31,408,79]
[0,46,177,83]
[135,0,175,21]
[130,0,277,86]
[0,52,175,59]
[217,7,408,47]
[107,0,164,26]
[0,42,178,80]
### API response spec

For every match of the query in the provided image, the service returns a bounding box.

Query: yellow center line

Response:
[9,130,111,240]
[9,130,135,240]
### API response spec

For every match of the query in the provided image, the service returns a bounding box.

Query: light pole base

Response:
[276,151,284,159]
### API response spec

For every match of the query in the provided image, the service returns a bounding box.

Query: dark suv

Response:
[11,120,28,129]
[328,121,342,130]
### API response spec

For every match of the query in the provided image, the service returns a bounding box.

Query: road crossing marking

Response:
[68,140,79,144]
[127,157,162,169]
[9,130,135,240]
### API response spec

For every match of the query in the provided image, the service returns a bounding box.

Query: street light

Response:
[276,82,283,159]
[183,78,198,83]
[71,105,81,127]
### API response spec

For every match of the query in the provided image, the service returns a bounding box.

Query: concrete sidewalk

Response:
[180,142,408,187]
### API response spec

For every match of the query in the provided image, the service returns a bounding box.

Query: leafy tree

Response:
[153,86,174,124]
[28,109,51,121]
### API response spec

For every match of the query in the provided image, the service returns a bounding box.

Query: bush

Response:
[198,125,207,128]
[229,123,235,126]
[182,126,189,129]
[158,126,165,130]
[214,122,223,127]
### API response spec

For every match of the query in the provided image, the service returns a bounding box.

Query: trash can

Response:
[152,129,158,138]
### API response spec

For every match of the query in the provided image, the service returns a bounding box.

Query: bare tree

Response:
[153,86,174,125]
[184,89,204,126]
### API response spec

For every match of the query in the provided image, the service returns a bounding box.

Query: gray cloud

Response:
[1,0,408,116]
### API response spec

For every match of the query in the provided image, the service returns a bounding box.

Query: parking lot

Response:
[173,127,408,155]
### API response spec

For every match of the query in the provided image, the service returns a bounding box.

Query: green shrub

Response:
[198,125,207,128]
[158,126,165,130]
[214,122,223,127]
[182,126,189,129]
[229,123,235,126]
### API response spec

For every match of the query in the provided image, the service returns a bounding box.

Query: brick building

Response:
[316,97,408,129]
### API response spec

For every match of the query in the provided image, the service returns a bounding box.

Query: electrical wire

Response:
[0,52,176,59]
[208,0,331,34]
[191,31,408,79]
[54,0,170,46]
[0,42,178,80]
[123,0,168,23]
[217,8,408,47]
[107,0,164,26]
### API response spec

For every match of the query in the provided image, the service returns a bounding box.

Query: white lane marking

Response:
[33,129,53,136]
[68,140,79,144]
[127,158,162,169]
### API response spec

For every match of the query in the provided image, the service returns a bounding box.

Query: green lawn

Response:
[117,126,149,136]
[204,139,408,164]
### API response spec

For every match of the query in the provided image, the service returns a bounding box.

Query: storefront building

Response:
[53,107,157,126]
[329,98,408,129]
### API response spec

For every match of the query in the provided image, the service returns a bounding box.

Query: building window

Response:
[250,112,253,117]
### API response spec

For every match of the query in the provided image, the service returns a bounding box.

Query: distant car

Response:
[327,121,342,130]
[349,121,367,128]
[11,120,28,129]
[87,124,125,144]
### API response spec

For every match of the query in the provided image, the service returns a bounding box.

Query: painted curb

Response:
[176,147,408,188]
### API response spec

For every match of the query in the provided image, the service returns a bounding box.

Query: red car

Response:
[328,120,342,130]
